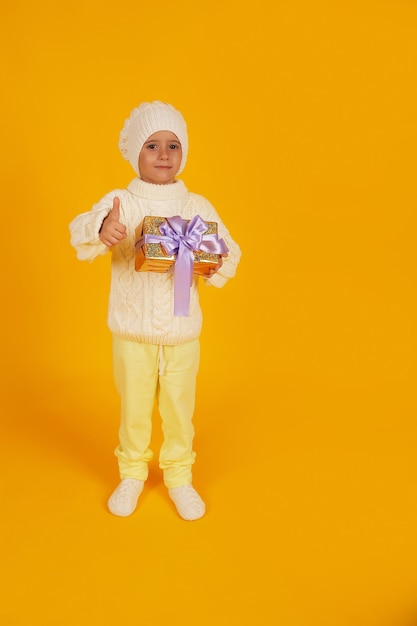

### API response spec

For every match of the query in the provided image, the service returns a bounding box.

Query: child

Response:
[69,101,241,521]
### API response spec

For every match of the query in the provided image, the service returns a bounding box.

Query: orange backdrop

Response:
[1,1,417,625]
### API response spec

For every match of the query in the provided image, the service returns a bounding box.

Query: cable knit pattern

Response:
[69,178,241,345]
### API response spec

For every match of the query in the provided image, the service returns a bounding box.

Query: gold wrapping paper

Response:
[135,216,221,275]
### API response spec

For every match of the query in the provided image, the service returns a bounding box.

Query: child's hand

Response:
[99,196,127,247]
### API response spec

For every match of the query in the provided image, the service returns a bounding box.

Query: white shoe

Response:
[108,478,144,517]
[168,485,206,521]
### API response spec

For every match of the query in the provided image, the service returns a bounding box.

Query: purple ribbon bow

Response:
[136,215,228,316]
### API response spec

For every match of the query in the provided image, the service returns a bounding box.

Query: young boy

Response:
[69,101,241,520]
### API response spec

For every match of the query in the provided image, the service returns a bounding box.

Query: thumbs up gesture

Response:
[99,196,127,247]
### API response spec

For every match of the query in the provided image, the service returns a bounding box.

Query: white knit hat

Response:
[119,101,188,176]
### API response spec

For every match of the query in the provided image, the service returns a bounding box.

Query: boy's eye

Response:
[169,144,179,150]
[148,143,157,149]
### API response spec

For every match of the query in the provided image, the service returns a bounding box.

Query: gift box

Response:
[134,214,229,317]
[135,215,223,275]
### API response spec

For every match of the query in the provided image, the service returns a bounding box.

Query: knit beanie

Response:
[119,101,188,177]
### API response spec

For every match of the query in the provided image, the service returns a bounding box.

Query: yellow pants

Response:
[112,335,200,488]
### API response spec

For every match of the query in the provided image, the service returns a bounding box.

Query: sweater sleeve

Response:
[69,191,120,261]
[194,196,242,288]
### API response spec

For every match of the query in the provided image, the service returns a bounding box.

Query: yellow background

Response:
[1,1,417,624]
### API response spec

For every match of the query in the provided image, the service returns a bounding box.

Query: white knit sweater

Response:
[69,178,241,345]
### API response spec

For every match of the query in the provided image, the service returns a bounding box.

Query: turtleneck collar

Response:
[127,177,188,200]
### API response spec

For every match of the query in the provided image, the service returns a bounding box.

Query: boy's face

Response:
[138,131,182,184]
